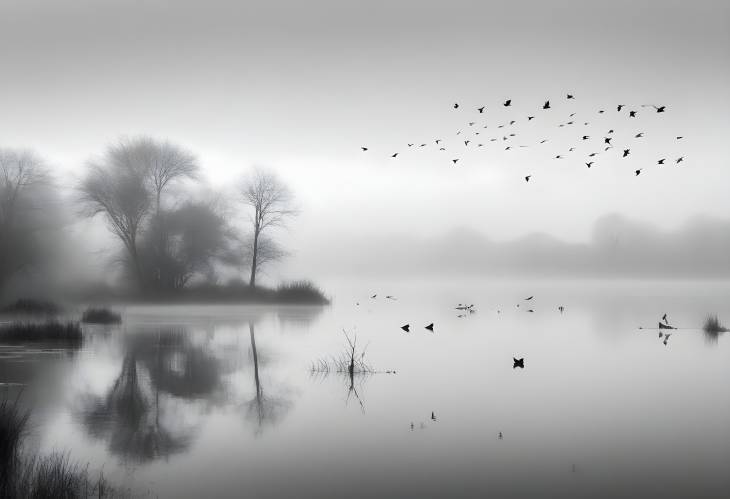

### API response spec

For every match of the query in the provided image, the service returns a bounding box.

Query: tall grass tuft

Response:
[0,397,29,480]
[81,307,122,325]
[275,280,330,304]
[0,321,82,345]
[0,398,123,498]
[0,299,61,317]
[703,314,729,334]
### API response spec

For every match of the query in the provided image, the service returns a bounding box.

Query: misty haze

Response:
[1,1,729,498]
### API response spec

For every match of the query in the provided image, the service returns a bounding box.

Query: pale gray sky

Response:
[1,0,729,276]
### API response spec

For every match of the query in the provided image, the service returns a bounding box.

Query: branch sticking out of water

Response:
[310,329,375,375]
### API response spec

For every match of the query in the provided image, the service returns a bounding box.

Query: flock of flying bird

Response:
[361,93,686,180]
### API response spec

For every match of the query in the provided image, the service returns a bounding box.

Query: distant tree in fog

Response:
[79,137,235,293]
[78,141,153,288]
[0,148,50,294]
[132,136,199,215]
[125,137,199,288]
[239,168,297,287]
[138,201,236,289]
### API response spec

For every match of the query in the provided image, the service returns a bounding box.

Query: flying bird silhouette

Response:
[525,175,531,182]
[582,135,590,140]
[454,103,459,109]
[676,156,684,164]
[635,169,642,176]
[452,159,459,164]
[513,358,525,369]
[617,104,625,111]
[525,296,534,300]
[623,149,630,157]
[657,158,665,164]
[401,324,410,332]
[586,161,594,168]
[391,153,398,158]
[504,99,512,107]
[361,147,368,151]
[604,137,612,144]
[543,101,550,109]
[425,323,434,331]
[478,106,485,113]
[635,132,644,138]
[567,94,575,99]
[629,110,637,117]
[528,116,535,120]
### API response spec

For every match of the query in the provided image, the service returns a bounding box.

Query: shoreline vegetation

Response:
[0,280,330,315]
[0,322,83,345]
[0,397,122,498]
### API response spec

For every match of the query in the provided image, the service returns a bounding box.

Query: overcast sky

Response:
[2,0,729,264]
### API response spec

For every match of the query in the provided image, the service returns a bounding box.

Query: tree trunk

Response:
[127,242,145,291]
[249,228,259,287]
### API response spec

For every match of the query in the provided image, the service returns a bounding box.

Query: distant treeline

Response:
[0,137,319,303]
[300,213,730,279]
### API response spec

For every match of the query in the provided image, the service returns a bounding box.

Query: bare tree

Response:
[0,148,49,292]
[129,136,198,215]
[78,146,151,288]
[239,169,297,287]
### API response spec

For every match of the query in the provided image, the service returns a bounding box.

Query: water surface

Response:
[2,280,729,498]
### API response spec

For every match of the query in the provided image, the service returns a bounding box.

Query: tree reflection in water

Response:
[244,322,291,434]
[78,327,225,462]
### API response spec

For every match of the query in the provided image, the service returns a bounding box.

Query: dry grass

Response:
[0,321,82,344]
[1,397,123,498]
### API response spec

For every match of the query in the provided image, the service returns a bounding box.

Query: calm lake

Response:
[2,280,729,498]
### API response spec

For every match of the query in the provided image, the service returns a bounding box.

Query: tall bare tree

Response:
[79,145,151,288]
[78,137,199,290]
[0,148,49,293]
[239,169,297,287]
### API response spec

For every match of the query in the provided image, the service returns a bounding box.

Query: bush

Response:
[81,307,122,325]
